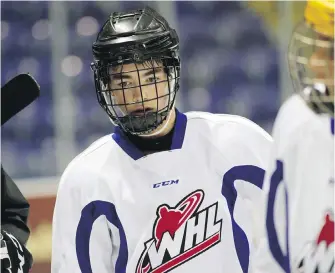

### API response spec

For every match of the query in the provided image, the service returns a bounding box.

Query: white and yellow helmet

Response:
[288,0,334,116]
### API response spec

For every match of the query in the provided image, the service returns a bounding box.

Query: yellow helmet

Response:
[304,0,334,38]
[288,0,334,116]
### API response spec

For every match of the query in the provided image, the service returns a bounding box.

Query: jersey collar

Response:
[112,109,187,160]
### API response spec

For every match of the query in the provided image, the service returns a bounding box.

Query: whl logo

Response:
[296,212,334,273]
[136,190,222,273]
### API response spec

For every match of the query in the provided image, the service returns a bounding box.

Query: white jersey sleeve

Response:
[215,114,273,248]
[251,95,299,273]
[225,116,273,272]
[51,138,115,273]
[186,112,273,272]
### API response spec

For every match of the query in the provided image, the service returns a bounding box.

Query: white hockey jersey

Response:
[255,95,334,273]
[51,110,272,273]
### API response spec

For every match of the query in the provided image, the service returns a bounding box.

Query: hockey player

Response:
[51,7,272,273]
[254,1,334,273]
[1,74,39,273]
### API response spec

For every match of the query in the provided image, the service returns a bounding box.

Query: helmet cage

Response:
[91,55,180,134]
[288,21,334,115]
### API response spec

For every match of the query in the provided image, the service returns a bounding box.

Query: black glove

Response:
[0,230,33,273]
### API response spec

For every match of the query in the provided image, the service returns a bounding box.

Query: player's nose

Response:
[131,85,149,103]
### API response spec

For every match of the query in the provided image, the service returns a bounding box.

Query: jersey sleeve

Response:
[222,115,273,168]
[1,165,30,245]
[214,116,273,272]
[251,96,306,273]
[51,161,114,273]
[251,149,290,273]
[233,119,275,269]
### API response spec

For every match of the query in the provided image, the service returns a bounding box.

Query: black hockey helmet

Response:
[91,6,180,134]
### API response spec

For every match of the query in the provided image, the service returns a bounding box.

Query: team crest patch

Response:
[295,211,334,273]
[136,190,222,273]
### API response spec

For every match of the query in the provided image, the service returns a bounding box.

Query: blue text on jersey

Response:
[153,179,179,188]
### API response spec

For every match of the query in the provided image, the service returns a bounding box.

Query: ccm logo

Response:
[153,179,179,188]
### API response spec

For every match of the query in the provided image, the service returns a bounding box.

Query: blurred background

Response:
[1,1,305,272]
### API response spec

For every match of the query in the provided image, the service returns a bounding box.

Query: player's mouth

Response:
[130,107,154,116]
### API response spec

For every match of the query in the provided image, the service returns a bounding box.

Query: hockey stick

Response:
[1,74,40,125]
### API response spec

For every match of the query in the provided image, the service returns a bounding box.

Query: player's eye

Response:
[147,76,160,83]
[117,81,131,88]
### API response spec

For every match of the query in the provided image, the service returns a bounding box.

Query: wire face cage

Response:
[92,56,180,134]
[288,21,334,115]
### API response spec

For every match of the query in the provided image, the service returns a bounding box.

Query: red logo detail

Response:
[136,190,222,273]
[316,213,334,248]
[154,191,203,248]
[296,211,334,272]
